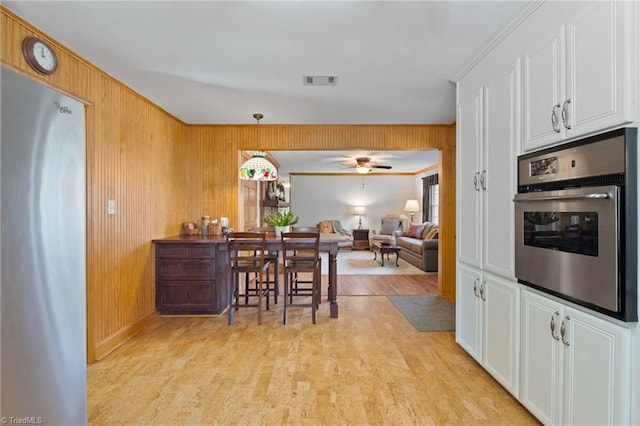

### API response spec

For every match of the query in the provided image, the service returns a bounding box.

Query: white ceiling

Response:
[3,0,525,178]
[4,0,527,125]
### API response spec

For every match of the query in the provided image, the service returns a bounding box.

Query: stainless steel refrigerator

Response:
[1,68,87,424]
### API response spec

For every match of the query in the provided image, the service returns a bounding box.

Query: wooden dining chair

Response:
[248,226,280,305]
[291,226,322,276]
[225,232,272,325]
[280,231,321,324]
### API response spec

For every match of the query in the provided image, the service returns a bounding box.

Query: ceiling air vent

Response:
[303,75,338,86]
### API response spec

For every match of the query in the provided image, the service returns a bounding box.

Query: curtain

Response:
[422,173,438,222]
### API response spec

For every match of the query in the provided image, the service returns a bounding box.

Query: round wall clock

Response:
[22,36,58,75]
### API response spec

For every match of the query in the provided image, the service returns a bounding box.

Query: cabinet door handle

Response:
[561,99,572,130]
[551,103,561,133]
[473,278,479,297]
[550,311,560,341]
[560,316,570,346]
[473,172,480,191]
[480,280,487,301]
[480,170,487,190]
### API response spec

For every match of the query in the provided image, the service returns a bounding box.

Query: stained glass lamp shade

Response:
[239,151,278,181]
[239,113,278,181]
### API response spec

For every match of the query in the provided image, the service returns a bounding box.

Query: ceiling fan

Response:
[355,157,392,174]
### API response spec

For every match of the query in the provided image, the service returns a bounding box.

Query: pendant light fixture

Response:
[239,113,278,181]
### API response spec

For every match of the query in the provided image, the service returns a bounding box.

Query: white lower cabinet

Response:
[456,263,520,397]
[481,273,520,397]
[520,289,631,425]
[456,264,482,360]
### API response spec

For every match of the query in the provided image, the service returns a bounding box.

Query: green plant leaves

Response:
[264,211,299,226]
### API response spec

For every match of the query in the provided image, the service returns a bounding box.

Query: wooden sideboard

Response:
[154,238,229,314]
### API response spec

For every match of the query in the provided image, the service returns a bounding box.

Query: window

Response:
[430,183,439,225]
[422,173,439,224]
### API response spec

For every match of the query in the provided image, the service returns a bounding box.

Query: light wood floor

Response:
[87,274,539,425]
[335,274,439,296]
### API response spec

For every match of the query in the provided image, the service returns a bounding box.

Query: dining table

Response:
[152,233,340,318]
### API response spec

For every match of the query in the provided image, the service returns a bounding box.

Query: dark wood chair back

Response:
[280,231,322,324]
[225,232,271,324]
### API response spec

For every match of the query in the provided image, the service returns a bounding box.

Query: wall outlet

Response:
[107,200,116,215]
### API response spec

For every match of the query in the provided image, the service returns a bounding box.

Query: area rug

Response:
[321,250,427,275]
[387,295,455,332]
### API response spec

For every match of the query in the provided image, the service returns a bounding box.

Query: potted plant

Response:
[264,211,299,236]
[524,212,559,231]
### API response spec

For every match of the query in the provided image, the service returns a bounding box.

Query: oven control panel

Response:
[518,134,625,188]
[529,156,558,177]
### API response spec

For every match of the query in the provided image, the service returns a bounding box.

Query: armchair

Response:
[316,220,354,249]
[369,213,409,247]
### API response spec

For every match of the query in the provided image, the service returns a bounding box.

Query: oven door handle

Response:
[513,193,610,202]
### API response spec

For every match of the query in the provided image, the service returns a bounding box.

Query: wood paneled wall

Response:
[2,7,457,363]
[188,124,457,300]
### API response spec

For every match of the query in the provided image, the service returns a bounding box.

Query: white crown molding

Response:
[450,0,545,83]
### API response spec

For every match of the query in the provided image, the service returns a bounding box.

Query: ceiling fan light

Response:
[356,165,370,174]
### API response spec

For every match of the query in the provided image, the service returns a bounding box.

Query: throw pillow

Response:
[424,227,438,240]
[380,218,401,235]
[406,223,426,239]
[421,223,434,239]
[319,220,333,234]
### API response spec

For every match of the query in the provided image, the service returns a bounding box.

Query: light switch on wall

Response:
[107,199,116,215]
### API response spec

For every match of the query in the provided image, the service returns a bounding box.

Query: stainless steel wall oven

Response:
[514,128,637,322]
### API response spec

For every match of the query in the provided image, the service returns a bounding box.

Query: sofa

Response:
[394,222,439,272]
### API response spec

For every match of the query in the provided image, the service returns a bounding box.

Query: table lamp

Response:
[404,199,420,223]
[354,206,366,229]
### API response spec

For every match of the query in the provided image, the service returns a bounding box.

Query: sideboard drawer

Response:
[156,280,217,314]
[156,244,214,258]
[156,258,215,279]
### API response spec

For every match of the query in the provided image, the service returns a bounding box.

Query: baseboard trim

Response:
[93,310,159,362]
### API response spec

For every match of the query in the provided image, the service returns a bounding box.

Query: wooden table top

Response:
[372,240,401,252]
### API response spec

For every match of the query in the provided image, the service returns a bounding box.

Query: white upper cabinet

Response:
[482,59,519,278]
[523,0,634,151]
[456,88,483,269]
[457,60,518,278]
[523,27,564,149]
